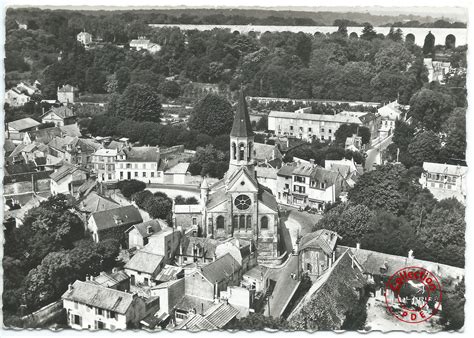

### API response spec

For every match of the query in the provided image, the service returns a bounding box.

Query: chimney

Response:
[310,159,315,166]
[147,225,153,235]
[356,243,360,251]
[408,249,414,260]
[68,283,73,292]
[214,281,219,301]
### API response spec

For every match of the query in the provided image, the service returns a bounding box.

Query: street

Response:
[365,134,394,171]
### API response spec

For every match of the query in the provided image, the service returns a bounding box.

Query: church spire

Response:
[230,90,253,138]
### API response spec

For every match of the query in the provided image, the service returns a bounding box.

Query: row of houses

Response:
[5,83,78,107]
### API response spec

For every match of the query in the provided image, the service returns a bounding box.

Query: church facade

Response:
[174,92,280,260]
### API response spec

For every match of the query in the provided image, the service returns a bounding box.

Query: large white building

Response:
[377,101,406,138]
[419,162,467,205]
[268,108,380,143]
[77,31,93,45]
[116,146,161,183]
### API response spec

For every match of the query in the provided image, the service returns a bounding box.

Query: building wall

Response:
[93,155,116,182]
[276,175,292,204]
[64,299,128,330]
[42,114,65,127]
[125,268,156,286]
[58,91,76,104]
[174,212,202,232]
[269,116,341,142]
[4,178,51,196]
[148,230,181,264]
[128,228,145,249]
[185,271,215,301]
[420,172,466,204]
[115,161,162,183]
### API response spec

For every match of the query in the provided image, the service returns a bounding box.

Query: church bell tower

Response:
[229,91,256,176]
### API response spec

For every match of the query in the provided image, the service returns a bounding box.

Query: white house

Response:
[6,118,41,144]
[129,37,161,53]
[77,31,93,45]
[41,106,77,127]
[50,163,89,195]
[377,101,406,138]
[57,84,79,104]
[115,146,161,183]
[419,162,467,205]
[93,148,118,182]
[62,280,147,330]
[5,88,30,107]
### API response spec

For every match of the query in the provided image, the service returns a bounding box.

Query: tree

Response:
[227,313,289,330]
[348,164,410,215]
[160,80,181,99]
[115,84,163,123]
[144,195,173,219]
[360,23,377,41]
[117,179,146,198]
[409,89,455,132]
[407,131,441,166]
[256,115,268,131]
[115,66,130,93]
[442,107,466,161]
[188,94,234,137]
[387,27,403,42]
[295,32,312,66]
[440,278,465,330]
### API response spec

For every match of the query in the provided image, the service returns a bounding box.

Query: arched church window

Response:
[239,143,245,161]
[246,215,252,229]
[232,142,237,160]
[248,142,253,161]
[239,215,245,229]
[216,215,225,229]
[261,216,269,229]
[232,216,238,228]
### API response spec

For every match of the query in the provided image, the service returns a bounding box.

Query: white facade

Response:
[5,89,30,107]
[377,101,406,138]
[419,162,467,205]
[93,149,118,182]
[115,160,161,183]
[77,31,93,45]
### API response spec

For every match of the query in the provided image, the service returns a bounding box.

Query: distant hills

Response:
[8,6,467,27]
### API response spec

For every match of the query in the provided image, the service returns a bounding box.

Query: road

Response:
[146,183,200,199]
[365,134,394,171]
[265,254,301,318]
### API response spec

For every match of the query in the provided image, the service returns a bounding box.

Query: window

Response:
[321,183,326,189]
[234,195,251,210]
[232,142,237,160]
[151,172,155,177]
[73,315,81,325]
[232,215,238,229]
[328,129,332,134]
[109,311,116,319]
[95,321,105,329]
[216,215,225,229]
[306,263,312,272]
[290,126,294,131]
[239,215,245,229]
[143,172,146,177]
[134,163,138,169]
[299,127,303,132]
[308,127,312,132]
[135,172,138,177]
[246,215,252,229]
[108,174,112,180]
[142,163,146,169]
[321,128,325,132]
[120,172,123,179]
[192,217,197,225]
[261,216,268,229]
[144,277,149,286]
[239,143,245,161]
[96,308,103,316]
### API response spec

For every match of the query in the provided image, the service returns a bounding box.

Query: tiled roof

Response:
[125,250,164,276]
[340,246,464,279]
[269,111,362,124]
[230,91,253,138]
[44,106,76,119]
[58,84,78,92]
[48,136,76,151]
[310,167,340,186]
[92,270,129,288]
[206,189,227,210]
[94,148,118,157]
[166,162,190,174]
[175,295,214,313]
[119,146,160,162]
[292,164,315,177]
[126,219,166,238]
[4,170,53,184]
[91,205,143,231]
[60,124,82,137]
[423,162,468,176]
[4,162,37,176]
[277,163,297,177]
[254,143,281,161]
[255,166,278,180]
[200,253,241,284]
[62,280,135,314]
[174,204,202,214]
[258,188,278,212]
[27,127,63,143]
[155,265,183,283]
[181,236,220,260]
[204,302,239,328]
[177,314,217,330]
[7,118,41,131]
[79,192,119,213]
[50,164,87,182]
[299,229,339,256]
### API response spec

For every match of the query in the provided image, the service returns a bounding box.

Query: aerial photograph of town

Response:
[1,0,468,334]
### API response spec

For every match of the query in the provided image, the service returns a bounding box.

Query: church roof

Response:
[230,91,254,138]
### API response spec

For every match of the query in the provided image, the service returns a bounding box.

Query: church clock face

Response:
[234,194,251,210]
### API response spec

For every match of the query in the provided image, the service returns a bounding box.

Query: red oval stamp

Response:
[384,266,442,324]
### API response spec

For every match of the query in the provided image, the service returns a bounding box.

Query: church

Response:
[174,92,280,261]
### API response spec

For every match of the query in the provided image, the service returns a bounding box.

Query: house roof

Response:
[310,167,340,186]
[119,146,160,162]
[422,162,468,176]
[43,106,76,119]
[27,127,63,144]
[48,136,76,151]
[174,204,202,214]
[4,169,53,184]
[166,162,190,174]
[204,302,240,328]
[130,39,150,45]
[205,189,227,210]
[255,166,278,180]
[91,205,143,231]
[79,192,119,213]
[76,138,102,152]
[200,253,241,284]
[92,270,129,288]
[293,164,315,177]
[258,188,278,212]
[299,229,339,256]
[254,143,281,161]
[60,124,82,137]
[94,148,118,157]
[277,163,297,177]
[4,162,37,176]
[270,111,356,124]
[174,295,215,314]
[230,91,253,138]
[126,219,167,238]
[50,164,87,183]
[288,251,366,330]
[340,246,464,280]
[58,84,78,92]
[62,280,135,314]
[8,118,41,131]
[155,265,183,283]
[124,250,164,276]
[181,236,220,260]
[177,314,217,330]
